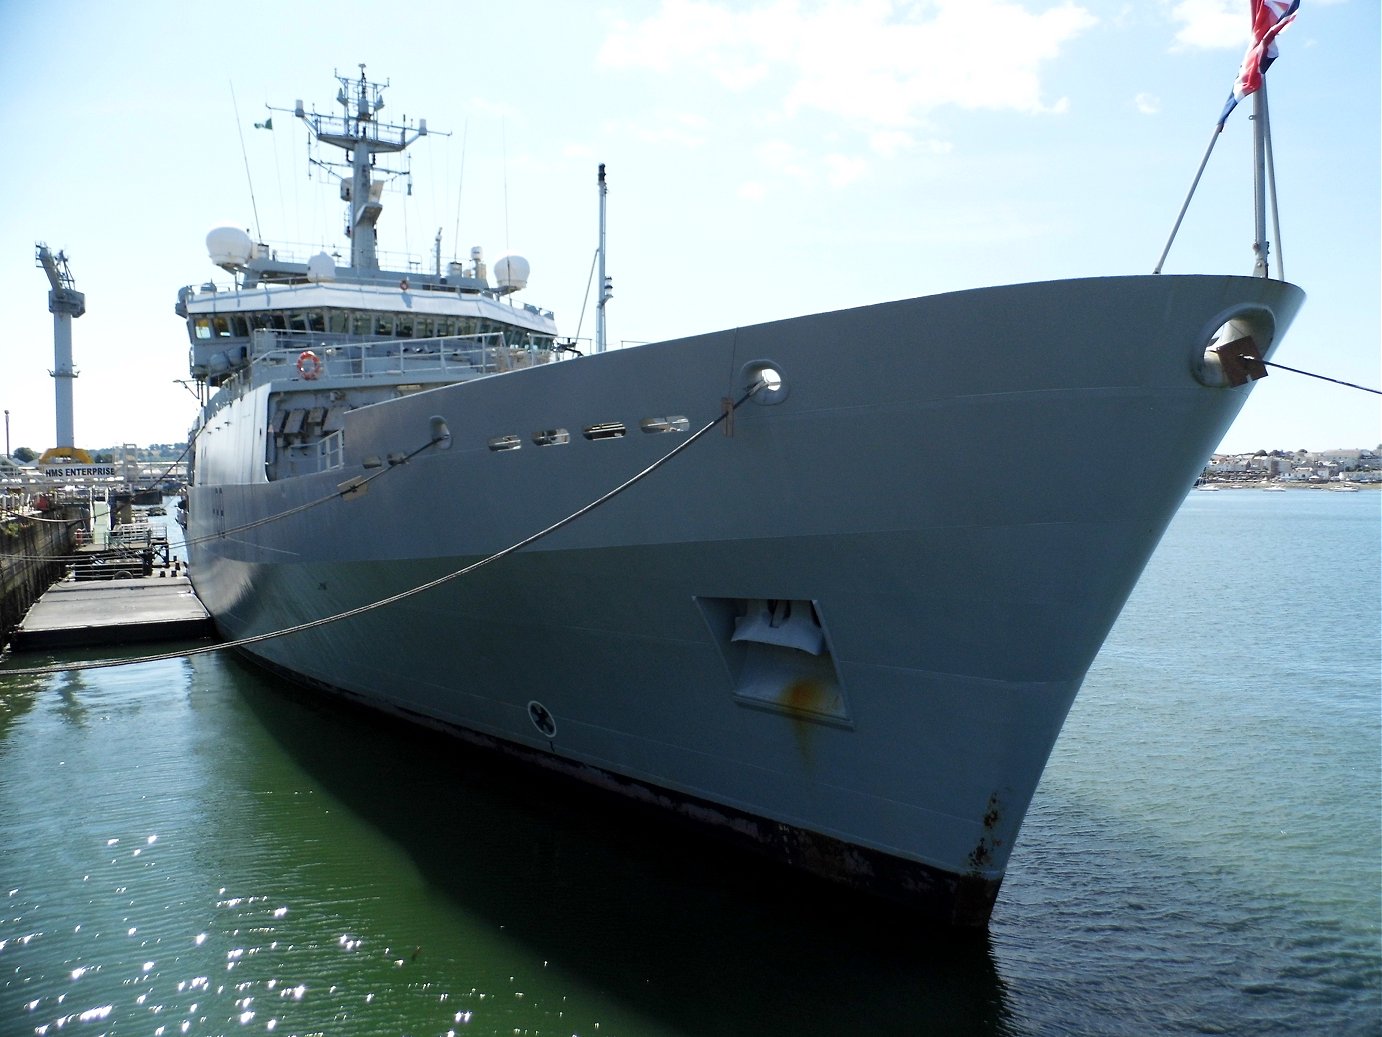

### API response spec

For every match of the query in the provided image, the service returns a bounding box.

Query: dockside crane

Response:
[34,243,91,464]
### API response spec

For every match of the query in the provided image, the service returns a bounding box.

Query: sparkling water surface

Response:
[1,491,1377,1035]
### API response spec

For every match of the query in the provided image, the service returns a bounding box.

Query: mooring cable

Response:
[0,387,755,678]
[1242,355,1381,396]
[180,433,447,551]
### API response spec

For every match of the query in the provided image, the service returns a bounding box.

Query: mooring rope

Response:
[180,433,447,551]
[1244,355,1382,396]
[0,387,755,678]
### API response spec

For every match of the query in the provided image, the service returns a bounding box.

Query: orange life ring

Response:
[297,350,323,380]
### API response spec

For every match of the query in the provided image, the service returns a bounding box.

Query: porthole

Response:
[532,428,571,447]
[583,422,627,441]
[487,434,522,452]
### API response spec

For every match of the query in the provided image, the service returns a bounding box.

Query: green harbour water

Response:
[1,490,1378,1035]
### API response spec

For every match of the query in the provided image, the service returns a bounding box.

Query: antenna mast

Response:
[596,164,611,353]
[284,65,432,272]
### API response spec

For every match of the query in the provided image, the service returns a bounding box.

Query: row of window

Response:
[192,310,547,348]
[487,416,691,452]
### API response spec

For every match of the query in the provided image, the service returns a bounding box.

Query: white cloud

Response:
[1166,0,1259,51]
[1134,91,1161,115]
[866,131,954,158]
[602,114,710,149]
[869,130,915,158]
[600,0,783,91]
[600,0,1099,127]
[823,153,869,188]
[755,137,813,182]
[750,135,869,191]
[598,1,1095,194]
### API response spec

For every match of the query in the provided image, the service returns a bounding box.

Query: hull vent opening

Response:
[695,596,851,726]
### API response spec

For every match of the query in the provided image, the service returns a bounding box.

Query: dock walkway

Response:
[10,573,216,651]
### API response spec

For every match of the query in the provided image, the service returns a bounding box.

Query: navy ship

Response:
[178,66,1303,926]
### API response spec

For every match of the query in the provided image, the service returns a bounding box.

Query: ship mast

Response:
[1250,83,1283,280]
[596,164,611,354]
[289,65,429,273]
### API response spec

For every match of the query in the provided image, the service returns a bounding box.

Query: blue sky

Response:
[0,0,1376,454]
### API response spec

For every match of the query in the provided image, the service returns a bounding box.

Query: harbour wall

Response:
[0,512,81,650]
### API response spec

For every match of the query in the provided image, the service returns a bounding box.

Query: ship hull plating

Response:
[187,275,1304,926]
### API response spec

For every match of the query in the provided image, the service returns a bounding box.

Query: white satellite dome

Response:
[493,254,530,291]
[206,226,254,268]
[306,252,337,283]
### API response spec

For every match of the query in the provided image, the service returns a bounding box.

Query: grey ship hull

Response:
[187,274,1304,926]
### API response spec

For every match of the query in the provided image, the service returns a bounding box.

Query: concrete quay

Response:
[9,573,216,651]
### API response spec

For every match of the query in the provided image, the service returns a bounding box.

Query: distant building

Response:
[1194,448,1374,484]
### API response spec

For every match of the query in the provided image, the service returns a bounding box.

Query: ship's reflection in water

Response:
[232,657,1013,1036]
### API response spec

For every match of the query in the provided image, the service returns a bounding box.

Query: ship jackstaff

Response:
[179,54,1305,926]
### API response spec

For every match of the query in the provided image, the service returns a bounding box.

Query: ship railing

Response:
[201,330,557,425]
[244,330,556,385]
[106,522,154,552]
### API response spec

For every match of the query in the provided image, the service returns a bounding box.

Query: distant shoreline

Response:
[1194,481,1379,490]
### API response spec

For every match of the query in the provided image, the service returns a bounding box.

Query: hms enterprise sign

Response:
[40,464,119,479]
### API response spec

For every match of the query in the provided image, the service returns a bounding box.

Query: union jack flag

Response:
[1218,0,1300,127]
